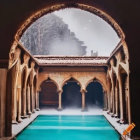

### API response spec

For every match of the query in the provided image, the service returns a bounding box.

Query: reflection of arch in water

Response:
[39,78,58,108]
[85,79,104,109]
[62,78,81,108]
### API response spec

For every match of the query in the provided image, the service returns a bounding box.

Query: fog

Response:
[21,8,120,56]
[54,8,120,56]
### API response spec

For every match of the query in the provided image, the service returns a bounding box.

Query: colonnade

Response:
[106,43,131,124]
[10,47,39,124]
[57,88,87,111]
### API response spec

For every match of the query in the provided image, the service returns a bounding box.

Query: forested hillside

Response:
[20,14,87,55]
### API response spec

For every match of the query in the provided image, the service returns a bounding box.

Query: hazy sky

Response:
[54,8,120,56]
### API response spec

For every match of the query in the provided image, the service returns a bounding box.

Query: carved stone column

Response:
[115,83,119,117]
[27,85,32,115]
[17,87,22,123]
[81,89,87,111]
[36,91,40,111]
[21,84,27,118]
[31,84,35,113]
[58,90,62,110]
[12,64,18,124]
[103,92,108,111]
[118,74,124,123]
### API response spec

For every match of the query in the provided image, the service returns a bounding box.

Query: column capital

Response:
[80,89,87,94]
[57,90,63,94]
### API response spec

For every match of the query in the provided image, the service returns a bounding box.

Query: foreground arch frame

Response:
[0,1,137,139]
[9,2,125,67]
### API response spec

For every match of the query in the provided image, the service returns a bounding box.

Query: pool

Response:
[17,115,120,140]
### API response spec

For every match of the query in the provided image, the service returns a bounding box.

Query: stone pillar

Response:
[118,74,124,123]
[11,64,19,124]
[16,69,22,123]
[115,83,119,117]
[22,84,27,118]
[36,91,40,111]
[107,92,111,112]
[126,75,131,124]
[27,85,31,115]
[81,89,86,111]
[0,69,7,137]
[103,92,108,111]
[17,87,22,123]
[58,90,62,110]
[31,84,35,113]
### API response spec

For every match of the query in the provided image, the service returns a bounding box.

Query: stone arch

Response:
[8,2,126,63]
[61,76,82,91]
[14,3,124,41]
[85,78,104,108]
[85,77,107,93]
[39,78,59,107]
[39,77,59,92]
[61,77,82,108]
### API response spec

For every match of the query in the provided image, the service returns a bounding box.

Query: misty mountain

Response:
[20,13,87,56]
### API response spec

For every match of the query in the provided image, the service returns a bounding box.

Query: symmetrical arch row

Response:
[106,41,131,124]
[38,71,108,111]
[10,46,39,124]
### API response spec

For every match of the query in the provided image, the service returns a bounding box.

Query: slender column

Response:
[107,92,111,112]
[17,87,22,123]
[27,85,31,115]
[112,85,115,115]
[103,92,107,111]
[115,84,119,117]
[12,64,18,124]
[36,91,40,111]
[81,89,86,111]
[58,90,62,110]
[126,76,131,124]
[118,74,124,123]
[31,84,35,113]
[22,84,27,117]
[17,69,22,123]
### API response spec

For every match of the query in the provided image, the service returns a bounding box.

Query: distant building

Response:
[91,50,98,56]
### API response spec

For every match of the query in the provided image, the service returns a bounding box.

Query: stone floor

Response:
[12,108,131,140]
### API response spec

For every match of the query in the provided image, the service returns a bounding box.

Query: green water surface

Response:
[17,115,120,140]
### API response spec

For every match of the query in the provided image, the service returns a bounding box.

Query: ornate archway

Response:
[39,78,59,108]
[62,78,82,109]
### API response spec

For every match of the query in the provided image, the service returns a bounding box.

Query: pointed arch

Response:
[85,77,107,93]
[61,76,82,90]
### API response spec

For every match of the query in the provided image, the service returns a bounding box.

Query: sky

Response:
[54,8,120,56]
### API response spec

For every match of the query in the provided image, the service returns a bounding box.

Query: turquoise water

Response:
[17,115,120,140]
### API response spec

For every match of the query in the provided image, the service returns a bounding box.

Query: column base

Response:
[27,111,32,115]
[119,119,126,124]
[57,108,63,111]
[17,119,23,123]
[36,108,40,111]
[32,109,36,113]
[21,115,28,119]
[103,108,108,111]
[81,108,88,112]
[12,120,18,124]
[114,114,119,118]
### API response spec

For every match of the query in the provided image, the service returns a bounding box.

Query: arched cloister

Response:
[86,80,104,109]
[39,78,59,108]
[1,1,140,139]
[62,78,82,109]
